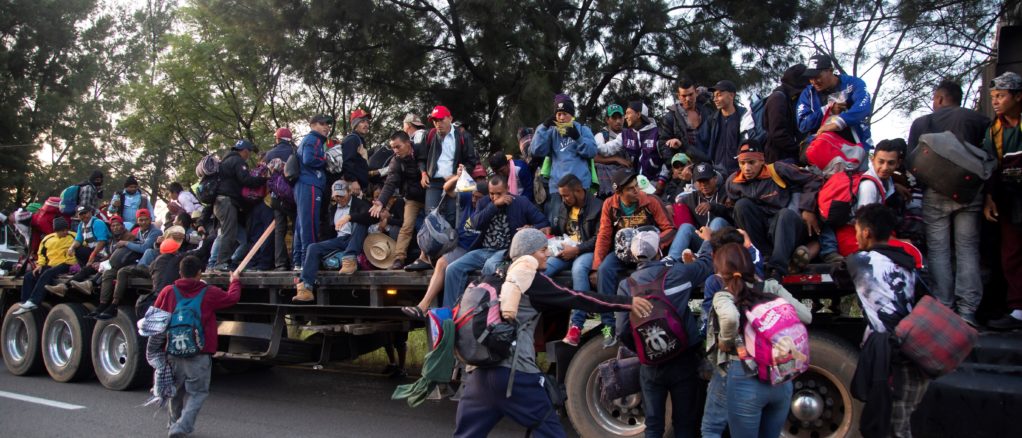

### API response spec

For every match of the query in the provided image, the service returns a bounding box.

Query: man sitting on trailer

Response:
[442,174,550,308]
[14,217,76,314]
[294,180,373,302]
[88,208,163,320]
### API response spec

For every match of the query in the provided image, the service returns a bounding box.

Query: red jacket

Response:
[592,192,675,271]
[154,278,241,354]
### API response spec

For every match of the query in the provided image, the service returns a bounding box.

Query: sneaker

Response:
[601,325,617,348]
[293,282,315,302]
[12,301,37,315]
[339,257,357,274]
[69,280,93,295]
[823,252,845,265]
[45,283,68,297]
[404,259,432,272]
[96,305,118,321]
[562,325,581,346]
[681,249,696,264]
[212,263,231,272]
[792,245,811,270]
[988,314,1022,331]
[86,302,111,319]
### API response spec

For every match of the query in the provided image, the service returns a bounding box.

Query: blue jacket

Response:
[614,240,715,350]
[126,225,162,255]
[456,191,479,250]
[796,74,874,150]
[531,121,597,192]
[510,159,535,202]
[465,194,550,250]
[263,140,294,165]
[298,131,328,188]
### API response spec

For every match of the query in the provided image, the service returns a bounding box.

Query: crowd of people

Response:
[3,54,1021,437]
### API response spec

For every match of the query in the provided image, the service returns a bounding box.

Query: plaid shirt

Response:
[77,183,100,213]
[137,306,174,407]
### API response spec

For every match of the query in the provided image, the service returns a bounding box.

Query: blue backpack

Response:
[741,91,780,146]
[167,286,207,358]
[59,184,82,215]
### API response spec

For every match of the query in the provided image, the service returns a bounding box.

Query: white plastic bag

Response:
[456,167,476,192]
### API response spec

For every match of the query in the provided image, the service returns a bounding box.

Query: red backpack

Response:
[627,266,690,365]
[817,171,884,226]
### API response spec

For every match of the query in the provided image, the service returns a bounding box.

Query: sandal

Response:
[401,306,427,319]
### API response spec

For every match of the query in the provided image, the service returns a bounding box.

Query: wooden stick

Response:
[233,219,276,276]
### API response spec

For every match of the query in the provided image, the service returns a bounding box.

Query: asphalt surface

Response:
[0,364,578,437]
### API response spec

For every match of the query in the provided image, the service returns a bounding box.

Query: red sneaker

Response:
[562,325,582,346]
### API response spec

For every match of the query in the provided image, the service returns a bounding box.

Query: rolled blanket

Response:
[137,306,174,407]
[500,255,538,319]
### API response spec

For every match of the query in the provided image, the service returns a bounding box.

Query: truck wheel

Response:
[92,306,148,390]
[41,303,94,382]
[565,337,652,437]
[785,332,863,438]
[2,305,46,375]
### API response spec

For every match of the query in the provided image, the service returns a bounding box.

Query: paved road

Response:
[0,364,579,437]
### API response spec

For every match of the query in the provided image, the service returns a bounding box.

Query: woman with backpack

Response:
[453,228,653,438]
[708,243,811,438]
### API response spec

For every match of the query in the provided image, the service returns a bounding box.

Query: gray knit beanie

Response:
[509,228,548,260]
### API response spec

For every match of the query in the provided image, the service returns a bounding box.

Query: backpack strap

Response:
[765,164,787,189]
[505,314,541,399]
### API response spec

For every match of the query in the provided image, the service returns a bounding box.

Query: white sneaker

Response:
[12,301,37,315]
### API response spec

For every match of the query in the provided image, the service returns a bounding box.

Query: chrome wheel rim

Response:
[97,324,128,376]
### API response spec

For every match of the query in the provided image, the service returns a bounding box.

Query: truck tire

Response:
[92,305,149,390]
[565,337,655,437]
[41,303,95,382]
[785,331,863,438]
[2,305,46,375]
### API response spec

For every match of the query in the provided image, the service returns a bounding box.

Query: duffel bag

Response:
[894,295,978,377]
[907,131,996,202]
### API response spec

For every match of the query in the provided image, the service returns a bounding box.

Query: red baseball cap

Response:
[429,105,452,121]
[136,208,151,219]
[471,164,487,179]
[108,214,124,225]
[275,127,292,141]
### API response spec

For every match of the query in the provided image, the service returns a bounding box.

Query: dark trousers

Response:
[21,264,71,304]
[732,198,804,275]
[72,246,98,282]
[272,198,296,269]
[640,350,701,438]
[453,367,564,438]
[1001,220,1022,310]
[213,196,239,268]
[100,265,148,304]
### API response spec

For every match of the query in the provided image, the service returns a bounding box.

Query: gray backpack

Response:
[908,131,996,201]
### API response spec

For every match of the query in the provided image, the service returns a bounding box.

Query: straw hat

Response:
[363,233,398,269]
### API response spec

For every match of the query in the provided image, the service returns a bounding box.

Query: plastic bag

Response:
[456,167,476,192]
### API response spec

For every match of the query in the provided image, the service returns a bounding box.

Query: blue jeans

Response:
[21,264,71,304]
[923,188,983,316]
[206,228,247,269]
[443,248,505,308]
[700,370,728,438]
[294,181,323,268]
[544,192,563,227]
[640,351,700,438]
[544,252,606,327]
[425,181,456,230]
[597,252,628,296]
[138,248,158,268]
[819,224,838,256]
[668,217,729,259]
[725,360,793,438]
[299,223,368,287]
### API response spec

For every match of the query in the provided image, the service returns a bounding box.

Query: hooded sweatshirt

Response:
[531,120,598,193]
[154,277,241,354]
[603,116,664,184]
[846,244,917,337]
[796,74,874,150]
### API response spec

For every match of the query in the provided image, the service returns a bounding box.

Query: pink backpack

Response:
[742,297,810,385]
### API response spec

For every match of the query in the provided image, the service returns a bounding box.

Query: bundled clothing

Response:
[797,74,874,149]
[138,306,174,407]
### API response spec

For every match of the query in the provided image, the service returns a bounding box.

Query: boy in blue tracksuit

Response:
[294,114,331,268]
[530,94,597,220]
[796,54,874,150]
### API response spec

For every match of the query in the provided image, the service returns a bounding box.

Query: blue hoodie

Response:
[530,121,597,193]
[297,130,328,188]
[796,74,874,150]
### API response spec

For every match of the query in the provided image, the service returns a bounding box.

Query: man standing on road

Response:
[153,255,241,438]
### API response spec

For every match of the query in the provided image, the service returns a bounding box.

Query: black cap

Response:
[803,54,834,78]
[233,139,258,153]
[692,163,716,181]
[708,80,737,94]
[737,139,765,159]
[310,114,335,125]
[124,175,138,187]
[781,64,809,89]
[611,169,638,192]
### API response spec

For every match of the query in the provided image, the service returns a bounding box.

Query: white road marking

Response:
[0,390,85,410]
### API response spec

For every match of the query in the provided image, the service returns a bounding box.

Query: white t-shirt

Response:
[334,200,352,238]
